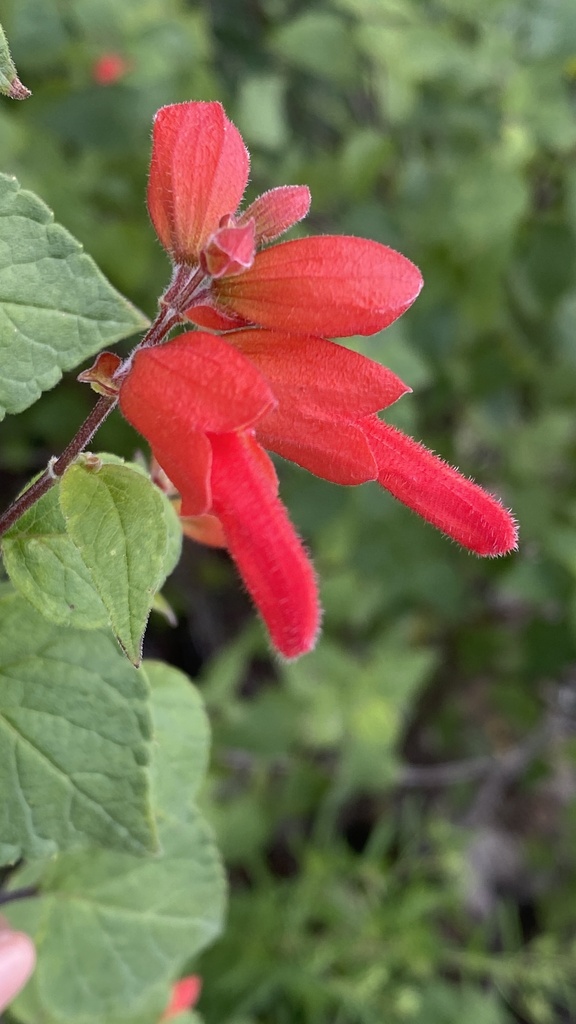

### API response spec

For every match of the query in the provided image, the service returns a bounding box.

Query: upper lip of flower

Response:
[147,100,424,339]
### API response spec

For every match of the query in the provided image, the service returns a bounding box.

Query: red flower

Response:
[147,102,423,335]
[120,333,320,659]
[162,975,202,1019]
[119,101,517,659]
[92,53,130,86]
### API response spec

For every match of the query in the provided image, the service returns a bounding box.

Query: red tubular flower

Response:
[118,101,518,657]
[147,102,423,335]
[358,416,518,556]
[120,329,517,656]
[120,334,320,659]
[225,330,516,556]
[227,329,410,485]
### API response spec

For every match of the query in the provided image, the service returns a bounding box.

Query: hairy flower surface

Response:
[120,334,320,659]
[148,101,424,335]
[120,100,518,659]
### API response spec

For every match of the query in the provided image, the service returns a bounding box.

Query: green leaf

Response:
[2,455,182,635]
[0,590,155,863]
[1,479,109,630]
[162,489,184,582]
[6,662,225,1024]
[271,12,358,84]
[8,810,223,1024]
[144,661,210,817]
[0,173,148,419]
[59,461,171,664]
[6,975,170,1024]
[73,452,182,584]
[0,21,30,98]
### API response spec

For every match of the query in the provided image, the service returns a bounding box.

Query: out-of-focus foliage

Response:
[2,0,576,1022]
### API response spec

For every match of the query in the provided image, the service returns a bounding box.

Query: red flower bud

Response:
[92,53,130,86]
[162,975,202,1019]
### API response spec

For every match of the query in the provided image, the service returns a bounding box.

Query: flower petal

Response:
[0,929,36,1012]
[360,416,518,556]
[215,236,423,336]
[120,333,276,517]
[210,432,320,658]
[175,506,227,549]
[256,413,377,485]
[229,329,410,416]
[201,219,256,278]
[162,976,202,1020]
[238,186,311,244]
[120,332,276,435]
[148,102,249,262]
[184,303,249,331]
[227,330,408,483]
[134,416,213,516]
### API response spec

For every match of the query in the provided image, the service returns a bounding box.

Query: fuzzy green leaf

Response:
[144,660,211,817]
[6,662,225,1024]
[0,590,155,864]
[0,173,148,418]
[2,455,182,635]
[1,480,109,629]
[7,811,223,1024]
[59,462,170,664]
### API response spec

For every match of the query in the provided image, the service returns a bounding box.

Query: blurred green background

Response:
[3,0,576,1021]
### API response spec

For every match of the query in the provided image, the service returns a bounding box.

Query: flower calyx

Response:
[77,352,123,397]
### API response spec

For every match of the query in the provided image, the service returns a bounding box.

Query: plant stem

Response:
[0,305,180,540]
[0,885,37,906]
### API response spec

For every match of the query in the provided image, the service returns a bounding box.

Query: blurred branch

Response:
[0,886,37,906]
[399,755,496,788]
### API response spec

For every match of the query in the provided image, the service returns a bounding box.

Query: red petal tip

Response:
[361,417,518,557]
[239,185,312,244]
[148,101,250,261]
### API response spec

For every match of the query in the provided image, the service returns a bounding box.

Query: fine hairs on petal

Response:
[238,185,312,244]
[360,417,518,557]
[210,432,321,659]
[215,235,424,337]
[118,100,519,655]
[148,102,250,261]
[273,564,323,665]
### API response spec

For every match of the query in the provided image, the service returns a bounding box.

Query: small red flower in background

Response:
[162,975,202,1019]
[92,53,130,86]
[119,100,518,659]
